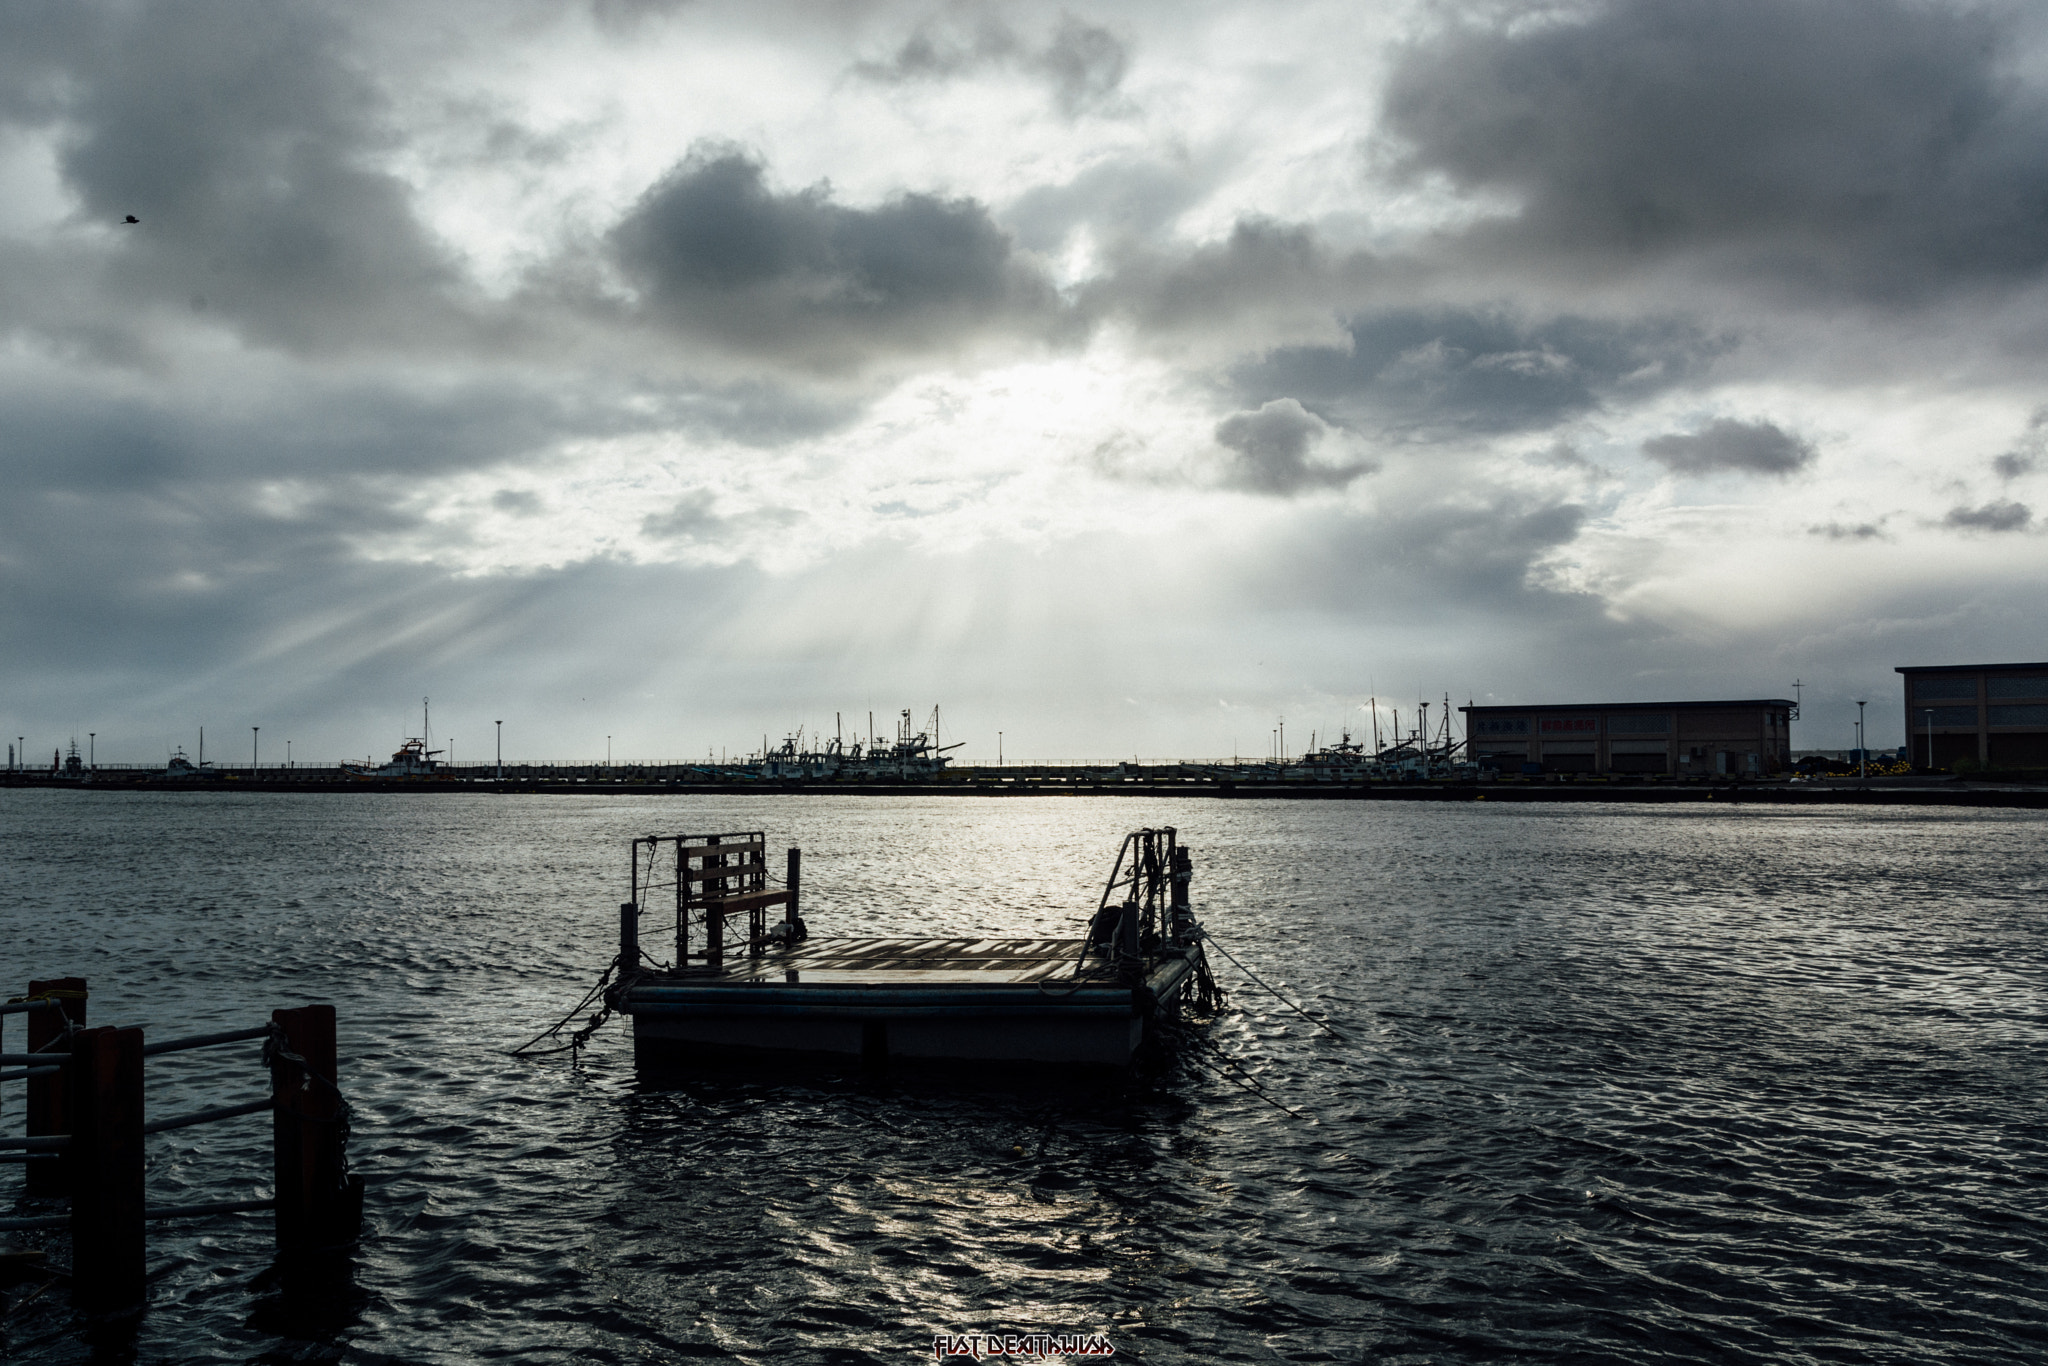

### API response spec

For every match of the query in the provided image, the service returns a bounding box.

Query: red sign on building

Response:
[1539,718,1597,733]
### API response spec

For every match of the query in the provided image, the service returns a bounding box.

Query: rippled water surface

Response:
[2,791,2044,1364]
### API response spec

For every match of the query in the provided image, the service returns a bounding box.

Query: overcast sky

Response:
[4,0,2046,765]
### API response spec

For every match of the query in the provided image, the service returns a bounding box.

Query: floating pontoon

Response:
[608,828,1212,1071]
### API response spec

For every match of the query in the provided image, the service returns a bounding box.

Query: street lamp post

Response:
[1855,701,1867,780]
[252,726,260,775]
[998,731,1003,767]
[1924,709,1935,773]
[89,733,94,770]
[496,720,502,781]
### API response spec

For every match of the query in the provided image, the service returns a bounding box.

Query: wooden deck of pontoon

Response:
[620,936,1198,1070]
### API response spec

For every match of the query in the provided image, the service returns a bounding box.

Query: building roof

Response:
[1893,662,2048,674]
[1459,699,1794,713]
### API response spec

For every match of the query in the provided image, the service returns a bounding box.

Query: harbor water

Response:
[1,790,2043,1364]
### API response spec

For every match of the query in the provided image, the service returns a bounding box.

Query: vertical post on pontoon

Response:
[786,846,801,936]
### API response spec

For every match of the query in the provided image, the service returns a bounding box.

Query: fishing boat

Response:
[1296,696,1481,781]
[751,706,963,780]
[160,746,213,780]
[342,736,441,779]
[343,697,443,778]
[606,827,1218,1072]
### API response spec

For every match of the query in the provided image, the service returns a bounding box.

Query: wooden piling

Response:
[67,1025,145,1318]
[269,1005,362,1255]
[25,976,86,1196]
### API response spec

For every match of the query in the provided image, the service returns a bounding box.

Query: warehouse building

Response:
[1460,699,1796,776]
[1895,661,2048,770]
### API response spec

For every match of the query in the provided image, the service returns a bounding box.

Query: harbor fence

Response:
[0,978,364,1317]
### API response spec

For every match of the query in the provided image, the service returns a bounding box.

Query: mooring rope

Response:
[1194,926,1347,1041]
[509,958,636,1058]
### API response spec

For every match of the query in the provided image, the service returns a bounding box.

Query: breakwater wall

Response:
[4,772,2046,807]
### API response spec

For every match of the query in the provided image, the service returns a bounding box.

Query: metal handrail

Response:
[0,1199,277,1233]
[142,1097,272,1135]
[0,1133,68,1151]
[141,1024,270,1057]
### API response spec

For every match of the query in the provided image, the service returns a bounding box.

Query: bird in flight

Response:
[122,215,139,224]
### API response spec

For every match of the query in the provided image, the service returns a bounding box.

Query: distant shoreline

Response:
[5,776,2046,808]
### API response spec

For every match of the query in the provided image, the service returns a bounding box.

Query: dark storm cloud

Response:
[1250,495,1603,631]
[7,0,470,353]
[641,490,724,541]
[1083,218,1373,343]
[1642,418,1815,476]
[641,490,802,543]
[0,374,618,495]
[1002,155,1211,254]
[1809,520,1890,541]
[609,149,1060,369]
[1943,499,2032,531]
[1380,0,2048,300]
[1230,309,1718,438]
[1992,408,2047,478]
[1212,398,1373,495]
[854,9,1128,115]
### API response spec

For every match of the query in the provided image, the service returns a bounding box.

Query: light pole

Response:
[88,733,94,770]
[252,725,260,774]
[1855,701,1866,780]
[607,735,611,768]
[998,731,1003,767]
[287,740,291,769]
[496,720,502,781]
[1924,709,1934,773]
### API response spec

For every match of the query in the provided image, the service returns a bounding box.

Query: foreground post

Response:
[67,1025,145,1318]
[26,976,86,1196]
[270,1005,363,1255]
